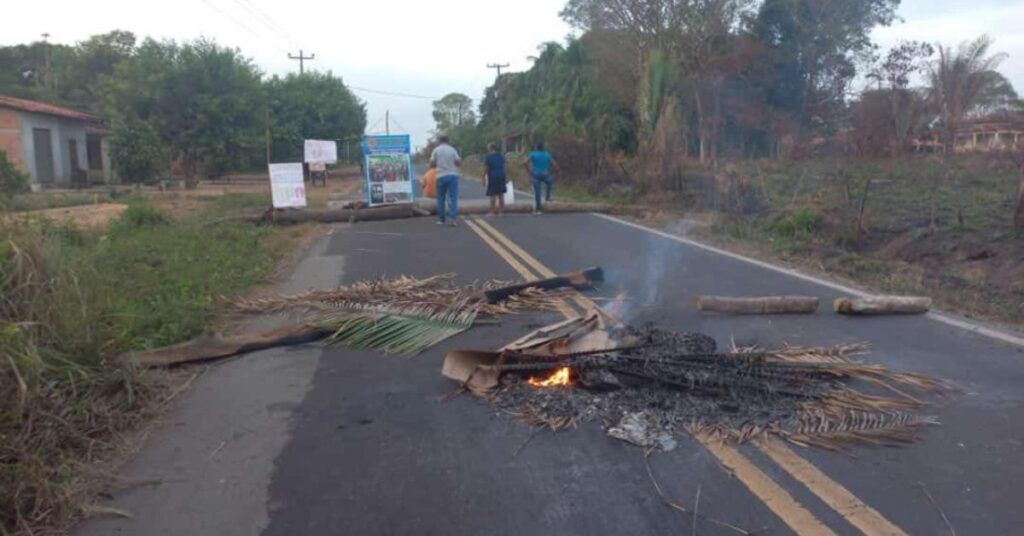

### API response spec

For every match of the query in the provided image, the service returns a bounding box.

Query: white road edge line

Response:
[592,213,1024,349]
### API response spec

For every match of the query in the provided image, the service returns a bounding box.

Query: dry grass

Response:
[0,199,303,535]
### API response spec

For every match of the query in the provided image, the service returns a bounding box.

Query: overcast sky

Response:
[3,0,1022,148]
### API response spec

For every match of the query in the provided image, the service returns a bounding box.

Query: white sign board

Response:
[304,139,338,163]
[268,163,307,208]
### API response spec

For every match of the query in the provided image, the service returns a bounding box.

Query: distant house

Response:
[0,95,113,188]
[953,114,1024,152]
[914,113,1024,153]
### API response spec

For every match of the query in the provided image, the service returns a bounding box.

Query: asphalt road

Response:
[76,178,1024,535]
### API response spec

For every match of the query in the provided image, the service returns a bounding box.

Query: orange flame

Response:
[528,367,572,387]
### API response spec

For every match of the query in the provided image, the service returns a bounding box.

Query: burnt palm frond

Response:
[784,410,939,451]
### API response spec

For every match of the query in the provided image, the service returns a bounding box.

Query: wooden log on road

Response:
[695,295,820,314]
[833,296,931,315]
[263,201,642,224]
[125,325,333,368]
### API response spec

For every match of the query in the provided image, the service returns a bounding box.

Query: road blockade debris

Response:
[261,201,644,224]
[447,305,952,452]
[695,295,820,314]
[126,272,589,367]
[834,296,932,315]
[485,267,604,304]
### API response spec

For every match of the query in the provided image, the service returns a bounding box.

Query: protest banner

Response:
[268,163,307,208]
[362,135,415,206]
[304,139,338,163]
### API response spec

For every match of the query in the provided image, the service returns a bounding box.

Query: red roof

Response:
[0,94,100,123]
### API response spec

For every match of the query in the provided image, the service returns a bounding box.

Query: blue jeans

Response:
[532,174,552,210]
[436,174,459,222]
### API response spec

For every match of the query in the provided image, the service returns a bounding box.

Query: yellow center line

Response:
[466,216,839,536]
[472,218,596,312]
[697,434,838,536]
[464,219,578,319]
[754,438,908,536]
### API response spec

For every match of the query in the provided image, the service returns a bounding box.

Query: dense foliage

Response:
[0,32,367,185]
[453,0,1022,190]
[265,72,367,162]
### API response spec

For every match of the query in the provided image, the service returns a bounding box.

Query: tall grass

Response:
[0,202,284,534]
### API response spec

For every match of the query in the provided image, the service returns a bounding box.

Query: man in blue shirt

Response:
[522,142,561,214]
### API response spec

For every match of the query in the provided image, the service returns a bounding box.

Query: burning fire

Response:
[528,367,572,387]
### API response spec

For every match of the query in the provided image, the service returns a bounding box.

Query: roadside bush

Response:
[1,202,284,534]
[1,149,29,196]
[764,208,823,238]
[112,203,171,229]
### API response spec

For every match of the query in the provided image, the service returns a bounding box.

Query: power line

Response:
[198,0,289,54]
[232,0,297,47]
[348,85,440,99]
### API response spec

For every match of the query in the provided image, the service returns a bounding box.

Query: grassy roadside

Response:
[0,195,309,534]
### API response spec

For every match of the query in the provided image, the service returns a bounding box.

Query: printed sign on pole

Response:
[268,163,307,208]
[304,139,338,163]
[362,135,415,206]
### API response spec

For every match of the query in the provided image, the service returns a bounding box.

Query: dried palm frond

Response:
[230,274,567,319]
[316,302,478,355]
[784,410,939,451]
[230,274,455,315]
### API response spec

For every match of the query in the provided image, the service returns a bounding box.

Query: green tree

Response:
[0,31,135,112]
[265,72,367,162]
[432,93,476,134]
[929,35,1009,151]
[107,114,168,183]
[102,38,265,186]
[0,149,29,196]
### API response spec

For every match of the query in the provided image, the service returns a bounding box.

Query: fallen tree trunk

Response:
[125,325,332,368]
[695,295,820,314]
[263,201,643,224]
[833,296,931,315]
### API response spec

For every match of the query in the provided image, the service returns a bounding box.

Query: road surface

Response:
[77,176,1024,535]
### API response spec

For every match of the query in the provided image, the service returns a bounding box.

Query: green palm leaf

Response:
[316,302,478,355]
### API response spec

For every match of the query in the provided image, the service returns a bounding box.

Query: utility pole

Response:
[264,109,271,165]
[287,50,315,74]
[41,33,52,93]
[385,110,390,135]
[487,62,510,153]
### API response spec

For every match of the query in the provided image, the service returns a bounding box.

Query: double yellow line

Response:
[464,216,906,536]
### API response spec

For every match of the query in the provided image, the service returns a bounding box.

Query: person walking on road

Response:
[523,142,560,214]
[483,143,507,217]
[430,135,461,226]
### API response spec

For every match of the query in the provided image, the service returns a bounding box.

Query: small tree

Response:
[107,115,168,184]
[432,93,476,134]
[0,149,28,196]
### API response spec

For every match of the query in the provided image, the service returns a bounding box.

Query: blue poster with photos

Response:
[362,135,415,206]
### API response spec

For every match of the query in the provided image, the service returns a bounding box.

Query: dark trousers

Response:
[532,174,552,210]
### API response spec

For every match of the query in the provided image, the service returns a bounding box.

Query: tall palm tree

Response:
[928,35,1008,151]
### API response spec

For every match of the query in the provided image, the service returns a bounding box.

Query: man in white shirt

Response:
[429,135,461,226]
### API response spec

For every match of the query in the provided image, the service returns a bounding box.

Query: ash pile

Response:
[444,309,949,452]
